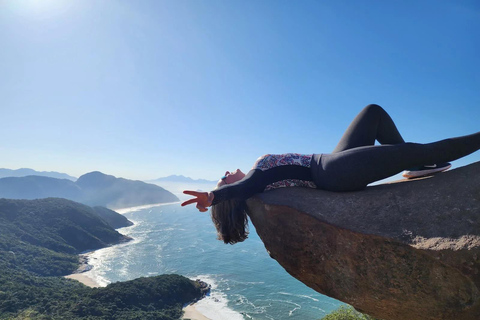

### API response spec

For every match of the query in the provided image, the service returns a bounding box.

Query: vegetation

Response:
[321,306,382,320]
[0,269,204,320]
[0,198,204,319]
[0,198,130,277]
[92,206,133,229]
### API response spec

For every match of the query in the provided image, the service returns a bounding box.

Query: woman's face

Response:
[218,169,245,186]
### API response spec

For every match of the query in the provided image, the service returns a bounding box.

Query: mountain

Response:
[0,198,131,276]
[150,174,216,184]
[0,175,82,200]
[77,171,179,208]
[0,168,76,181]
[0,171,179,209]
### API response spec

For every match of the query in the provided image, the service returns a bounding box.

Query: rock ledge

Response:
[247,162,480,320]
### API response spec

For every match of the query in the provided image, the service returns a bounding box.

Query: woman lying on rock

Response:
[182,104,480,244]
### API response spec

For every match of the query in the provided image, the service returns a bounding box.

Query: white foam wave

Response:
[189,275,245,320]
[229,294,270,317]
[79,220,144,287]
[277,291,320,302]
[227,279,265,285]
[310,305,326,313]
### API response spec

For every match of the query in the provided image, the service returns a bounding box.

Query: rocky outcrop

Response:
[246,162,480,320]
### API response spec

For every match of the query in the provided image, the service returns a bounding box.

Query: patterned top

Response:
[253,153,317,191]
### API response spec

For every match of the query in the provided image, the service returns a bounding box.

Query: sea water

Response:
[85,184,343,320]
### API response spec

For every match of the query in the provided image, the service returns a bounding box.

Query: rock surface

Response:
[247,162,480,320]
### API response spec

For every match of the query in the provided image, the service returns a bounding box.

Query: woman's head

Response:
[217,169,245,187]
[210,169,248,244]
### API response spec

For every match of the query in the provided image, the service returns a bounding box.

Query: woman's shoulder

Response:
[253,153,313,171]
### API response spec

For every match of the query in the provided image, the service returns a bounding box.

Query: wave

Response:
[79,219,144,287]
[189,275,245,320]
[277,291,320,302]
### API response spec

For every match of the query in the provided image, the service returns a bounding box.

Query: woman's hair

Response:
[210,197,249,245]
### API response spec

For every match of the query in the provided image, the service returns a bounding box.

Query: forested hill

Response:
[0,198,131,276]
[0,198,206,319]
[0,171,179,209]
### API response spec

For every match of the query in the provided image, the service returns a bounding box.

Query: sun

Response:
[7,0,73,19]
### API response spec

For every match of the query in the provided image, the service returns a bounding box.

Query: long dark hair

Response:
[210,198,249,244]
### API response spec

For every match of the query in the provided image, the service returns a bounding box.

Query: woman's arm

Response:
[182,165,312,212]
[211,169,265,205]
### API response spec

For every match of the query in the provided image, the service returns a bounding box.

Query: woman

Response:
[182,104,480,244]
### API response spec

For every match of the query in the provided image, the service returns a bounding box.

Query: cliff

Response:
[246,161,480,320]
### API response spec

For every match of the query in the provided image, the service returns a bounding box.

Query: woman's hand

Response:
[181,191,214,212]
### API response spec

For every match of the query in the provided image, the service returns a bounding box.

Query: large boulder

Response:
[246,162,480,320]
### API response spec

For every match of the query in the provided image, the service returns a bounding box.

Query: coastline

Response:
[64,253,104,288]
[182,304,212,320]
[64,255,212,320]
[65,203,213,320]
[64,272,102,288]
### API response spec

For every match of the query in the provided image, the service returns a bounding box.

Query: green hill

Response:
[0,198,206,319]
[0,269,206,320]
[0,198,131,276]
[92,206,134,229]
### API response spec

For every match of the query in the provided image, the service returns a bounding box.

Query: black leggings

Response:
[311,104,480,191]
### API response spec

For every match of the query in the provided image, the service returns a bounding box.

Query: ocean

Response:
[84,182,343,320]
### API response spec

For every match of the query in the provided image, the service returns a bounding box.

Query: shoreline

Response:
[64,207,213,320]
[64,272,103,288]
[64,252,104,288]
[182,304,212,320]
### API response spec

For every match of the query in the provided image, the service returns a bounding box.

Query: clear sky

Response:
[1,0,479,181]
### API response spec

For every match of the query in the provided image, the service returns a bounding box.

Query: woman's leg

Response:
[315,132,480,192]
[333,104,405,153]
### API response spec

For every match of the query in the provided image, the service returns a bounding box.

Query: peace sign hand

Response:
[181,190,214,212]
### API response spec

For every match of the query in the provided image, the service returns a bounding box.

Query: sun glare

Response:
[7,0,74,19]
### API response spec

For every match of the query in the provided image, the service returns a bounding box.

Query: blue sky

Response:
[1,0,479,181]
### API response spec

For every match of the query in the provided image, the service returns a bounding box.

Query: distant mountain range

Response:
[0,171,179,209]
[0,168,77,181]
[150,174,216,184]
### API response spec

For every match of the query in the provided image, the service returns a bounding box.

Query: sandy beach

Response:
[182,304,212,320]
[64,273,102,288]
